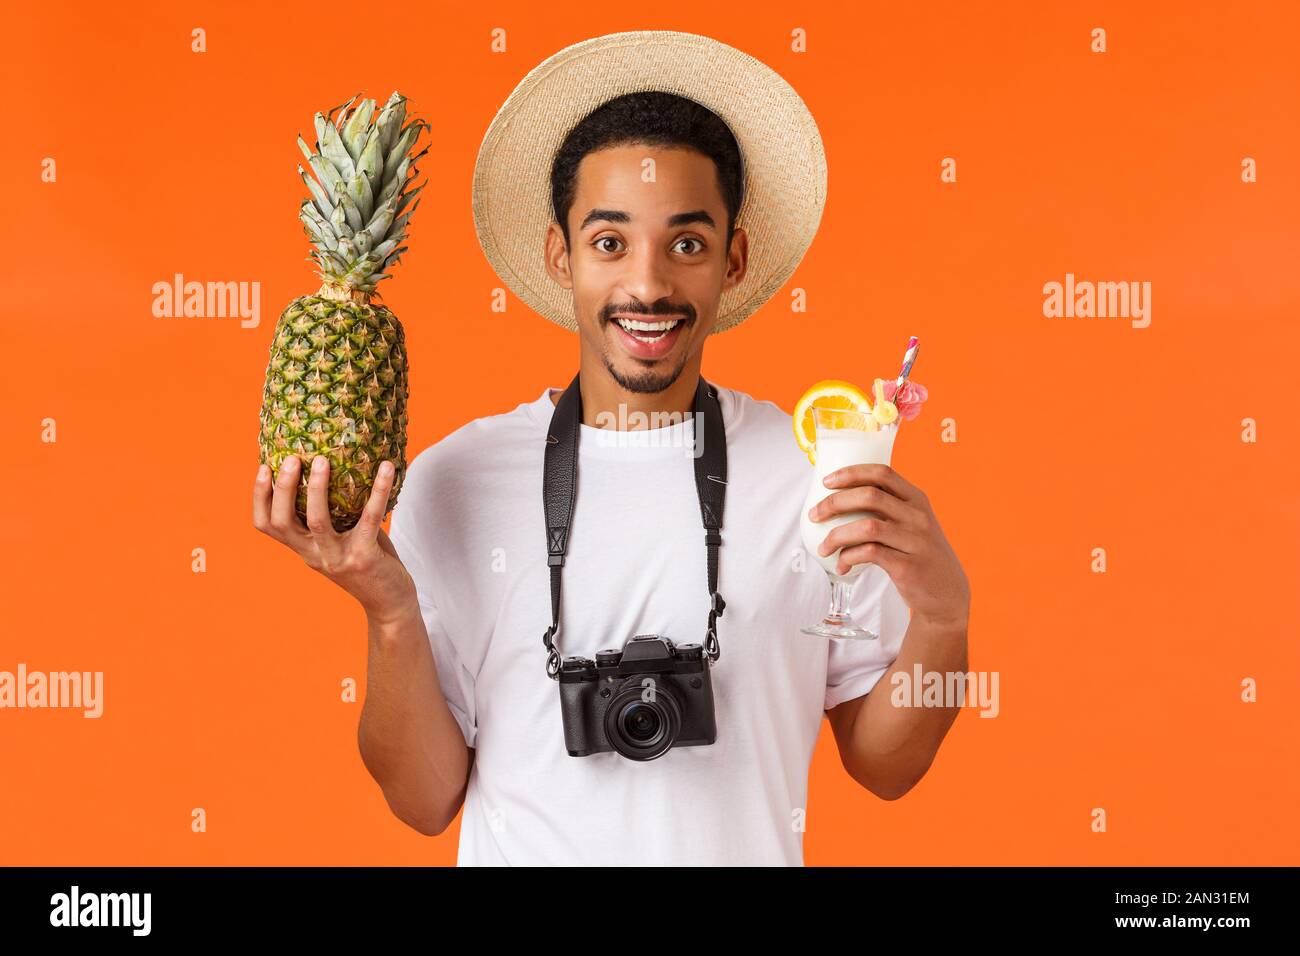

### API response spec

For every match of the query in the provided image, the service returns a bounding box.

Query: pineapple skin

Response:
[257,291,408,532]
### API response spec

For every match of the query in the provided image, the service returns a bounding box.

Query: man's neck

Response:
[549,353,703,430]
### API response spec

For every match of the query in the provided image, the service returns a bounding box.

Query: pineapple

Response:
[258,92,429,531]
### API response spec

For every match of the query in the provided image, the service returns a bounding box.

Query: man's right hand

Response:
[252,454,419,625]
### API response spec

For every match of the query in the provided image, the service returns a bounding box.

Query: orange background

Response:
[4,1,1298,865]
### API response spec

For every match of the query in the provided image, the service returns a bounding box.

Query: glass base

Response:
[801,621,879,640]
[802,573,878,639]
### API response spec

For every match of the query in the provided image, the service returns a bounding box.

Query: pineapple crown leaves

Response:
[296,91,431,295]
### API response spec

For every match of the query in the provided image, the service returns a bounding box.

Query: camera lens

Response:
[621,702,661,741]
[604,681,682,761]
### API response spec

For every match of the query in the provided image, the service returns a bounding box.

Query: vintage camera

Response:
[558,634,718,760]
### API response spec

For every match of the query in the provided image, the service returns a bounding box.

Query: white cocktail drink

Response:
[795,356,924,640]
[798,403,902,640]
[800,422,898,581]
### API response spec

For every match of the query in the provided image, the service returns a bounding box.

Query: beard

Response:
[601,346,692,394]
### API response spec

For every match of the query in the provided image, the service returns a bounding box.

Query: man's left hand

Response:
[807,463,969,632]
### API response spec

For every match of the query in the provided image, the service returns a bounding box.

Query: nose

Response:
[618,243,676,310]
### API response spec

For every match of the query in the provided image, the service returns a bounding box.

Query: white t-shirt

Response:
[387,382,911,865]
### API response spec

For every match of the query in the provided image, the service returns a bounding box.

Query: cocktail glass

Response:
[799,406,899,639]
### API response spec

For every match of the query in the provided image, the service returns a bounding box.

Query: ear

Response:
[544,222,574,290]
[722,225,749,293]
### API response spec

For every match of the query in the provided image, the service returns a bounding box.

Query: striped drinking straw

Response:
[894,336,920,397]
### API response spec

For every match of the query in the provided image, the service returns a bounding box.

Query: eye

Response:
[674,237,705,255]
[594,236,624,254]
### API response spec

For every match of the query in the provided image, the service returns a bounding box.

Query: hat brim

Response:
[471,30,828,335]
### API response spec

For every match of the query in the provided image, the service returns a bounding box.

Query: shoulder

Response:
[388,394,545,599]
[398,392,544,509]
[712,383,810,481]
[717,384,792,431]
[714,382,799,449]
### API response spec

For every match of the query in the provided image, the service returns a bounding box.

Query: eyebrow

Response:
[578,208,717,231]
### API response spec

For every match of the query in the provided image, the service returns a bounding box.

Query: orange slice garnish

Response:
[792,379,872,465]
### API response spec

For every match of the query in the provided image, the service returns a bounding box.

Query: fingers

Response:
[835,540,905,577]
[252,463,273,533]
[809,483,910,525]
[268,455,309,543]
[819,515,919,561]
[823,463,923,502]
[352,460,396,541]
[304,455,339,538]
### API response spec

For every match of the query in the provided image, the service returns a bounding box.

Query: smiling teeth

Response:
[616,318,681,333]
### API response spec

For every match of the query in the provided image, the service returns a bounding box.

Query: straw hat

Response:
[471,30,828,336]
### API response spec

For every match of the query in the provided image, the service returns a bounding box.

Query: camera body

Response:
[558,634,718,760]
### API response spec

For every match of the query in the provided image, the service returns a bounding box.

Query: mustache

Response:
[602,302,696,323]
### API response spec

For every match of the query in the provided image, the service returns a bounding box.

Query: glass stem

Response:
[825,575,857,624]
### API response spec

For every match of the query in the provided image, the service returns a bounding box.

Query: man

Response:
[254,31,969,865]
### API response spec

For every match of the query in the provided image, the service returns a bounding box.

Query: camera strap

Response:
[541,371,728,679]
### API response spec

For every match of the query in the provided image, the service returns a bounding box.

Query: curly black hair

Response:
[550,91,745,250]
